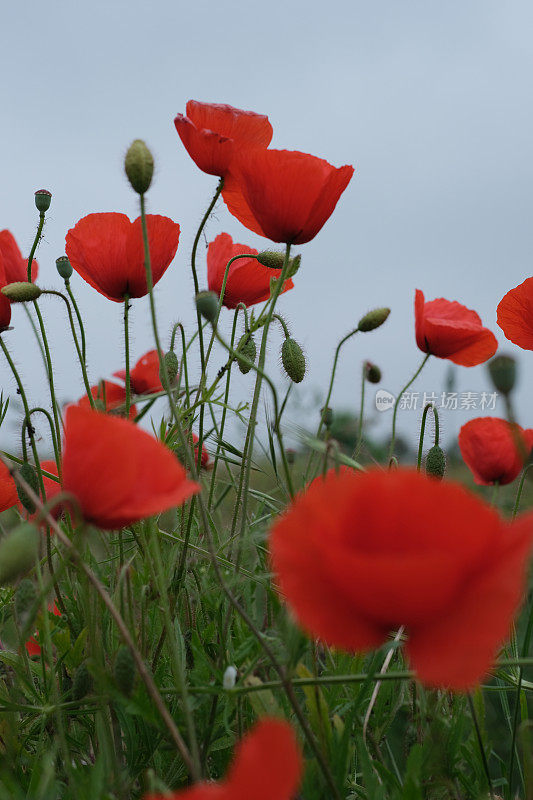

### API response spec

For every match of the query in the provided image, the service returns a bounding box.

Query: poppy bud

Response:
[256,251,285,269]
[320,406,333,428]
[1,282,42,303]
[195,291,219,324]
[358,307,390,333]
[488,354,516,396]
[160,350,179,387]
[125,139,154,195]
[281,338,306,383]
[16,463,40,514]
[425,445,446,480]
[34,189,52,213]
[365,361,382,384]
[114,645,136,696]
[14,578,37,627]
[0,523,39,585]
[72,661,93,700]
[236,332,257,374]
[56,256,73,280]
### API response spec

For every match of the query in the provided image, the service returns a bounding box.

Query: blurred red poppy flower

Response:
[459,417,533,486]
[65,213,180,302]
[0,230,38,282]
[415,289,497,366]
[144,718,302,800]
[114,350,162,395]
[497,278,533,351]
[26,602,62,657]
[0,259,12,332]
[221,149,354,245]
[174,101,273,177]
[76,382,137,419]
[40,460,61,506]
[0,461,18,511]
[207,233,294,308]
[191,433,210,470]
[270,467,533,690]
[60,406,199,530]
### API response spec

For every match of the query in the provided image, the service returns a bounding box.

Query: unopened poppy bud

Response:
[14,578,37,626]
[160,350,179,386]
[16,463,40,514]
[425,445,446,480]
[281,338,306,383]
[320,406,333,428]
[34,189,52,213]
[365,361,382,384]
[125,139,154,195]
[488,354,516,396]
[286,448,296,465]
[223,665,237,689]
[1,282,42,303]
[358,307,390,333]
[114,646,136,696]
[196,291,219,324]
[56,256,73,280]
[0,523,39,585]
[72,661,93,700]
[236,332,257,374]
[256,251,285,269]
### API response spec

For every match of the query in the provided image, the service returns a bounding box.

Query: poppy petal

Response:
[497,277,533,351]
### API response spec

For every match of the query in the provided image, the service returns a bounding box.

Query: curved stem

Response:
[24,407,60,468]
[416,403,439,470]
[389,354,430,460]
[27,212,45,282]
[272,313,290,338]
[65,280,87,365]
[32,300,63,461]
[513,463,533,519]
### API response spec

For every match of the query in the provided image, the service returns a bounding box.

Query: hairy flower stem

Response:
[467,693,495,800]
[26,211,45,282]
[65,280,87,364]
[123,294,131,417]
[416,403,440,470]
[354,363,366,458]
[389,354,430,461]
[32,300,63,463]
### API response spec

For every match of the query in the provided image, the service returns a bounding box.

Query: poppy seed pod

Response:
[56,256,73,280]
[16,463,40,514]
[281,338,306,383]
[0,524,39,585]
[125,139,154,195]
[2,282,42,303]
[425,445,446,480]
[488,355,516,396]
[34,189,52,213]
[358,307,390,333]
[14,578,37,627]
[114,646,136,696]
[160,350,179,386]
[236,332,257,374]
[365,361,382,384]
[195,291,218,324]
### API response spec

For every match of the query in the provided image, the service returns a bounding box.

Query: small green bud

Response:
[1,282,42,303]
[365,361,382,384]
[34,189,52,213]
[72,661,93,700]
[56,256,73,280]
[16,463,40,514]
[236,332,257,374]
[358,307,390,333]
[195,291,219,324]
[488,354,516,396]
[160,350,179,386]
[125,139,154,195]
[425,445,446,480]
[281,338,306,383]
[114,646,136,697]
[0,524,39,585]
[14,578,37,626]
[320,406,333,428]
[256,251,301,277]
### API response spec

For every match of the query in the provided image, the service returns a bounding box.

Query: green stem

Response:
[389,354,430,460]
[65,280,87,364]
[23,306,47,372]
[354,363,366,458]
[467,693,495,800]
[123,295,131,417]
[32,300,63,462]
[416,403,439,470]
[512,463,533,518]
[27,212,45,282]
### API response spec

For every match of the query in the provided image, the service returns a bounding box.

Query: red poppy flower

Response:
[459,417,533,486]
[114,350,163,395]
[221,149,354,245]
[0,461,18,511]
[0,230,38,282]
[65,213,180,302]
[144,718,302,800]
[40,460,61,506]
[173,101,273,178]
[270,467,533,690]
[26,602,62,657]
[497,277,533,351]
[207,233,294,308]
[0,259,12,332]
[191,433,210,470]
[415,289,497,366]
[76,382,137,419]
[60,406,199,530]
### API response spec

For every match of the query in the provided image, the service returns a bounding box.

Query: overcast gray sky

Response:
[2,0,533,455]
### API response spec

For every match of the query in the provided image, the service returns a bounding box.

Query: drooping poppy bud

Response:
[160,350,179,386]
[0,523,39,585]
[114,646,136,696]
[365,361,382,384]
[16,463,40,513]
[56,256,73,280]
[488,354,517,396]
[195,290,219,324]
[281,338,306,383]
[236,332,257,374]
[1,282,42,303]
[425,445,446,480]
[34,190,52,213]
[358,307,390,332]
[125,139,154,195]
